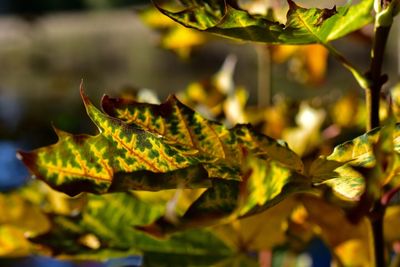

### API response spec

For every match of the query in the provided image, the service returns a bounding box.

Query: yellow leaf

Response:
[162,26,206,59]
[300,196,372,264]
[0,193,50,236]
[335,239,370,267]
[0,225,31,257]
[134,188,206,216]
[212,197,297,251]
[272,44,328,85]
[303,44,328,85]
[384,206,400,243]
[139,7,176,28]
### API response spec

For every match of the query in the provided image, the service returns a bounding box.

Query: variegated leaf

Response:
[310,124,400,200]
[102,95,304,173]
[155,0,373,45]
[137,159,309,237]
[19,86,303,196]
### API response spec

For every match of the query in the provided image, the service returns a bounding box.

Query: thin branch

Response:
[366,25,391,130]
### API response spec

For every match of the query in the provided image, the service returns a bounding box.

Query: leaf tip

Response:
[51,123,70,140]
[16,150,37,170]
[79,80,91,108]
[287,0,298,9]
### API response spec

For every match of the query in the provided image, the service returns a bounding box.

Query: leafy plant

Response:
[8,0,400,266]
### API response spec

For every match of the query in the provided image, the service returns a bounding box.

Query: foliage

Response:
[4,0,400,266]
[154,0,373,45]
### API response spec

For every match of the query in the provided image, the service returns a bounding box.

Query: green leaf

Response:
[102,95,304,173]
[31,192,232,260]
[137,159,309,236]
[19,86,303,196]
[155,0,373,45]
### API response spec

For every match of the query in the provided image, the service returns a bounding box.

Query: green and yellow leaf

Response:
[155,0,373,45]
[137,158,309,236]
[20,85,303,196]
[31,192,232,261]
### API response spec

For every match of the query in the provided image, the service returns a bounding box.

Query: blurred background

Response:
[0,0,399,266]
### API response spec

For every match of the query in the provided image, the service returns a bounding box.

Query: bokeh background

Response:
[0,0,399,266]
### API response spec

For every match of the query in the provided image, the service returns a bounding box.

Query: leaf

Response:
[161,26,207,59]
[272,44,328,85]
[137,159,309,236]
[334,240,371,267]
[294,195,372,264]
[330,92,365,128]
[325,127,382,167]
[102,95,304,173]
[155,0,373,45]
[213,197,297,251]
[321,166,365,200]
[0,193,50,236]
[384,206,400,243]
[139,5,208,59]
[0,187,53,257]
[133,188,206,217]
[0,225,32,257]
[101,94,226,161]
[310,123,400,200]
[31,192,232,260]
[19,85,303,196]
[239,157,303,216]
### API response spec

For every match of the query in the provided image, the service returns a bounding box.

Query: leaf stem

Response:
[324,43,370,89]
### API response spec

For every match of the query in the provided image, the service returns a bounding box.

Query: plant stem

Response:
[365,3,393,265]
[366,25,391,130]
[368,202,386,267]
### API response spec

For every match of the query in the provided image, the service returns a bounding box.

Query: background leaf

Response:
[31,192,233,261]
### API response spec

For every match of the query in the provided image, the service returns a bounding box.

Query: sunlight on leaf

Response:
[213,197,297,251]
[139,5,207,59]
[156,0,373,45]
[20,85,303,195]
[384,206,400,243]
[0,225,32,257]
[321,166,365,201]
[335,240,370,267]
